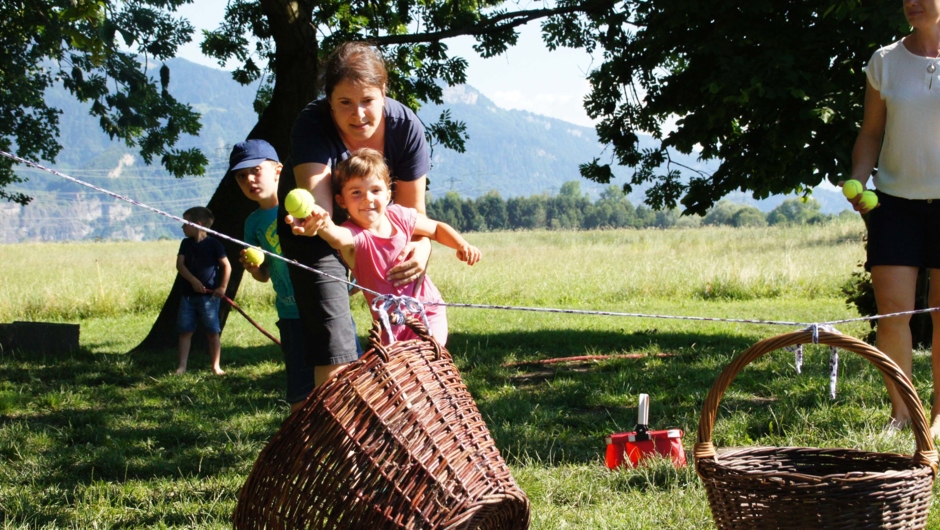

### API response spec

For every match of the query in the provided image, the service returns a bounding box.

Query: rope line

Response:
[1,150,366,295]
[5,149,940,331]
[220,293,281,346]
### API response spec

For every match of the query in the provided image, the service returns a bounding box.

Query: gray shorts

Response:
[278,216,361,367]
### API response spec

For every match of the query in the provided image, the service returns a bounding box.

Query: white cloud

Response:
[108,154,136,179]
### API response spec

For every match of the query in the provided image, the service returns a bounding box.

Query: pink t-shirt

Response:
[343,204,448,344]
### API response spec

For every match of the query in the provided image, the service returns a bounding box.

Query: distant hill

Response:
[1,58,849,242]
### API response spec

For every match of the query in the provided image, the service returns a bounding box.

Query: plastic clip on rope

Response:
[371,294,433,345]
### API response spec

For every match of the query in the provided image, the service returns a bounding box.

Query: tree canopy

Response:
[1,0,203,205]
[3,0,913,216]
[546,0,910,214]
[1,0,587,206]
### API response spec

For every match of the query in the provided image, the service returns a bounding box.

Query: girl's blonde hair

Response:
[334,148,391,194]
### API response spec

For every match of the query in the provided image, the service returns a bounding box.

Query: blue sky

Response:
[175,1,597,127]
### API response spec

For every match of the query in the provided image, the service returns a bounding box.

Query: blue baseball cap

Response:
[227,139,280,178]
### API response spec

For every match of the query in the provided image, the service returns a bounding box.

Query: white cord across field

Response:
[5,148,940,388]
[11,149,940,397]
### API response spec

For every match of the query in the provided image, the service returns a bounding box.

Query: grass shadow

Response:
[0,326,913,507]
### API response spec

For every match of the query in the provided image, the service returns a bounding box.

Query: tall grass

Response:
[0,218,866,323]
[0,240,273,322]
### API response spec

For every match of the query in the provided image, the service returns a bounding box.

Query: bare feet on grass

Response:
[174,367,187,375]
[886,417,910,433]
[930,415,940,440]
[212,367,226,376]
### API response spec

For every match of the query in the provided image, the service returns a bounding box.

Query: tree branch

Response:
[370,6,585,45]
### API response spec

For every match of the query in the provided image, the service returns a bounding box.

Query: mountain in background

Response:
[1,58,848,242]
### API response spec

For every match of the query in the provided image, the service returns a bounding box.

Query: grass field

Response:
[3,219,940,529]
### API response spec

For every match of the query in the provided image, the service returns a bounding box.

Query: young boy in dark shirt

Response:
[176,206,230,375]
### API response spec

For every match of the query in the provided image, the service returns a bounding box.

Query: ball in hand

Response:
[842,179,863,200]
[285,188,315,219]
[858,190,878,210]
[244,247,264,267]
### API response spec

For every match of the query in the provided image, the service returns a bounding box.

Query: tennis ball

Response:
[244,247,264,267]
[859,190,879,210]
[842,179,864,200]
[285,188,315,219]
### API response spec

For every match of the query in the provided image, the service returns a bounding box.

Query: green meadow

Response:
[3,219,940,529]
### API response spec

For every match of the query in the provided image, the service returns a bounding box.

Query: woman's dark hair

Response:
[322,42,388,99]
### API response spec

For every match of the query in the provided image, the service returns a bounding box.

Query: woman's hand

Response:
[838,180,878,214]
[387,237,431,287]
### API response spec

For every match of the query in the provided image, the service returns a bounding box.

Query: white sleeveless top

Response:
[865,40,940,199]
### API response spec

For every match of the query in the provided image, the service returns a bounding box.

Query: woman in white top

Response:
[846,0,940,434]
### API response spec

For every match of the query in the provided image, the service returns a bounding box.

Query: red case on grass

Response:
[605,393,687,469]
[605,428,686,468]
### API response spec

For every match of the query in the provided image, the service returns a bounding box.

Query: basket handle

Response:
[693,329,938,473]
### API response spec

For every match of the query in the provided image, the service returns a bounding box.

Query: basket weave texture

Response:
[233,319,530,529]
[694,330,939,530]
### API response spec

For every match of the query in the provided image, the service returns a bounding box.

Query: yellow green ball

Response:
[842,179,863,200]
[859,190,879,210]
[285,188,315,219]
[244,247,264,267]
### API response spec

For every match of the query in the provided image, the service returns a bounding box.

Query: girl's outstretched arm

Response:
[413,214,481,266]
[308,205,357,269]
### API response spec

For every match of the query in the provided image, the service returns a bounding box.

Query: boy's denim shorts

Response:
[177,295,221,334]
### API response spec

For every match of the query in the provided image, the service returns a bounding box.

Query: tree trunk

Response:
[130,0,320,353]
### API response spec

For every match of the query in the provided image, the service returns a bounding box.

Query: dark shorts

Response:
[278,204,361,367]
[866,192,940,270]
[177,295,221,334]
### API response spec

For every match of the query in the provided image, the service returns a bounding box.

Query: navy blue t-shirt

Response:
[290,97,430,182]
[178,236,227,295]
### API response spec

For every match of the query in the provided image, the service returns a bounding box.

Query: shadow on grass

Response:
[0,326,910,502]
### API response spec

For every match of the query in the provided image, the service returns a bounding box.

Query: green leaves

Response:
[553,0,907,214]
[2,0,204,204]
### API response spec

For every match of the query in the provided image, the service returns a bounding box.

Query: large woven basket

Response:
[694,329,938,529]
[233,319,530,529]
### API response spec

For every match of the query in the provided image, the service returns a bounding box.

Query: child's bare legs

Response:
[176,332,193,374]
[207,332,224,375]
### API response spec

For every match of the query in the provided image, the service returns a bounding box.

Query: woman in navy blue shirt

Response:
[279,42,432,386]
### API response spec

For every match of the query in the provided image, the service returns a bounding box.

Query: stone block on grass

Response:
[0,322,81,355]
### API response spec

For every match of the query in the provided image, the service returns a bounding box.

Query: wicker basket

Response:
[694,329,939,530]
[233,319,530,529]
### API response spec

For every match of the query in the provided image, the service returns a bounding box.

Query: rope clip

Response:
[371,294,432,344]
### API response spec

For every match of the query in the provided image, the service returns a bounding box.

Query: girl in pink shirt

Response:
[307,148,481,345]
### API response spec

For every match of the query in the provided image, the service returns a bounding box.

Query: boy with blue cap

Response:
[230,139,318,411]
